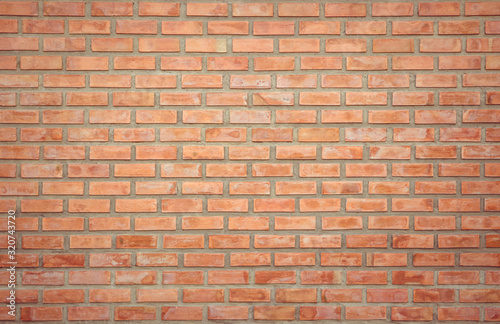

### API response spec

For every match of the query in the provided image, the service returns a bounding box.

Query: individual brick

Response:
[91,2,133,16]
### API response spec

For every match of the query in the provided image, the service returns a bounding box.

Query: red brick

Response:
[368,216,409,229]
[44,2,85,16]
[486,308,500,321]
[139,3,179,16]
[92,38,133,52]
[418,2,460,16]
[43,289,85,303]
[23,236,64,250]
[439,21,480,35]
[322,110,363,124]
[421,38,461,52]
[0,1,38,16]
[43,37,85,52]
[347,271,388,285]
[21,199,63,213]
[345,128,387,142]
[0,37,38,51]
[68,307,110,321]
[321,253,362,266]
[276,181,317,195]
[114,307,156,321]
[322,75,362,88]
[326,39,367,52]
[43,254,85,267]
[301,56,342,70]
[233,39,271,53]
[438,271,480,285]
[439,198,480,212]
[372,3,413,16]
[370,146,411,160]
[208,21,248,35]
[369,75,409,88]
[393,234,434,248]
[438,307,480,322]
[254,306,295,321]
[393,92,434,106]
[185,253,225,267]
[20,307,63,321]
[416,74,457,88]
[255,271,296,284]
[322,181,363,195]
[22,271,64,286]
[276,110,316,124]
[415,110,457,124]
[233,3,273,17]
[163,271,203,285]
[229,288,270,302]
[275,252,315,266]
[136,253,176,267]
[346,306,386,320]
[465,2,500,15]
[186,3,228,16]
[116,20,157,34]
[393,56,434,70]
[347,21,386,35]
[367,289,408,303]
[89,217,129,231]
[91,2,132,16]
[277,288,317,303]
[415,181,456,194]
[208,270,248,285]
[347,92,388,105]
[162,307,203,321]
[413,253,455,267]
[391,307,433,321]
[323,146,364,160]
[89,253,131,268]
[67,56,108,71]
[279,39,320,53]
[299,92,340,106]
[346,199,388,212]
[373,38,414,53]
[69,20,110,34]
[322,289,362,302]
[254,57,294,71]
[0,92,16,106]
[162,199,203,213]
[392,271,434,285]
[486,22,500,35]
[325,3,366,17]
[299,21,340,35]
[23,20,64,34]
[278,3,318,17]
[277,75,316,88]
[367,253,407,267]
[393,21,433,35]
[162,21,203,35]
[208,306,248,320]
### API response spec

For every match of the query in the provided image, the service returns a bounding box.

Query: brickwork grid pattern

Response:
[0,0,500,322]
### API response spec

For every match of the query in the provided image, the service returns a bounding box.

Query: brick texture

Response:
[1,1,500,322]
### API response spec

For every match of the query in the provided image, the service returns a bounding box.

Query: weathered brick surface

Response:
[0,0,500,322]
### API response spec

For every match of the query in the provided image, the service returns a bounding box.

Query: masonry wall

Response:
[0,0,500,322]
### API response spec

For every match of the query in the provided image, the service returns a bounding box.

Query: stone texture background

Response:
[0,0,500,322]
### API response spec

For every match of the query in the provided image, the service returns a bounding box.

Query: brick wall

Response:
[1,0,500,322]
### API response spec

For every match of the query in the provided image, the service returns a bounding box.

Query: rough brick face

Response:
[0,0,500,322]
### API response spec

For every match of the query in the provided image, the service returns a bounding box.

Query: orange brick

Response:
[253,21,295,36]
[325,3,366,17]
